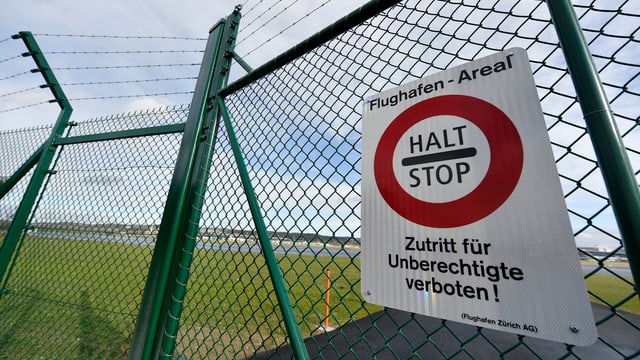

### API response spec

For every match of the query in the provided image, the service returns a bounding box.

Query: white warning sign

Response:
[361,48,597,346]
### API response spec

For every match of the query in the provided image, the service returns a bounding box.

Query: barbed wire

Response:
[0,91,195,114]
[51,63,200,70]
[33,33,207,41]
[0,71,31,82]
[239,0,269,19]
[0,85,41,98]
[238,0,298,36]
[0,37,12,44]
[240,0,335,57]
[45,50,204,55]
[60,76,197,86]
[0,100,51,114]
[0,77,197,99]
[237,0,301,45]
[0,54,22,63]
[69,91,194,101]
[0,31,204,119]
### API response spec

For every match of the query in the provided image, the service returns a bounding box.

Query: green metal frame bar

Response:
[218,0,401,97]
[231,50,253,73]
[546,1,640,290]
[157,9,241,359]
[157,67,227,360]
[54,123,185,146]
[128,9,240,359]
[0,144,44,200]
[0,124,184,200]
[1,124,72,294]
[157,105,222,359]
[218,97,310,360]
[0,31,72,288]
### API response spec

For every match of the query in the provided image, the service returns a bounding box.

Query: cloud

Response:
[124,97,171,113]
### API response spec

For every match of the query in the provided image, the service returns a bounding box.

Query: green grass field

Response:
[0,237,380,358]
[0,236,637,358]
[585,274,639,314]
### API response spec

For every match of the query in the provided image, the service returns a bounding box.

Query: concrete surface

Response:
[253,303,639,359]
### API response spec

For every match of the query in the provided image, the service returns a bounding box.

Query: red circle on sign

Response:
[374,95,523,228]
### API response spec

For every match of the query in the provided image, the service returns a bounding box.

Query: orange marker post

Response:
[324,269,331,329]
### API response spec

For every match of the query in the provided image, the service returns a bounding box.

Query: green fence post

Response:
[218,98,310,360]
[128,8,241,360]
[0,31,72,288]
[157,8,241,359]
[546,0,640,291]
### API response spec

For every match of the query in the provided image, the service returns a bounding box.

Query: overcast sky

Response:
[0,1,368,55]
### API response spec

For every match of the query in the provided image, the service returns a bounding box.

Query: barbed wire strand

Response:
[0,71,31,82]
[33,33,206,41]
[241,0,335,57]
[238,0,299,37]
[69,91,194,101]
[0,54,22,64]
[45,50,204,55]
[0,86,42,98]
[237,0,302,45]
[240,0,270,20]
[60,76,198,86]
[0,100,51,114]
[0,91,195,114]
[51,63,200,70]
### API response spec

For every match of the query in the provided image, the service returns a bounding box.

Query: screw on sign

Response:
[374,95,523,228]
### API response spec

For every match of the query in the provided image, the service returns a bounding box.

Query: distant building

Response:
[578,246,627,261]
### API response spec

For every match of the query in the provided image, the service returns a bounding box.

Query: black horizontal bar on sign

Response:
[402,147,477,166]
[218,0,402,97]
[54,122,185,146]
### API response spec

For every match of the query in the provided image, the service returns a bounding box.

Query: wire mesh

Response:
[0,107,187,358]
[173,0,639,359]
[0,125,52,240]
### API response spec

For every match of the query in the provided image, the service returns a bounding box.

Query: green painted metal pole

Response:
[0,31,72,288]
[157,8,241,359]
[54,123,185,146]
[546,0,640,291]
[218,98,310,360]
[127,18,229,360]
[157,94,223,360]
[128,8,239,360]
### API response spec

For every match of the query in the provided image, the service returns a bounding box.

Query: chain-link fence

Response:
[0,125,52,231]
[0,0,638,359]
[0,108,188,358]
[174,0,640,358]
